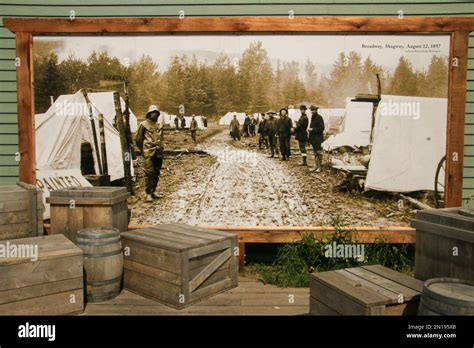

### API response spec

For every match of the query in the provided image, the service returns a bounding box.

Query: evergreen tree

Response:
[388,56,418,96]
[423,55,448,98]
[35,53,65,113]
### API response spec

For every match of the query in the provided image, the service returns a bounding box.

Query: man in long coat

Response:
[277,108,292,161]
[295,105,309,166]
[308,105,325,172]
[136,105,165,202]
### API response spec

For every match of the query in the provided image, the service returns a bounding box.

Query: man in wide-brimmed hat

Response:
[295,104,309,166]
[308,104,325,172]
[277,108,292,161]
[265,110,279,158]
[136,104,165,202]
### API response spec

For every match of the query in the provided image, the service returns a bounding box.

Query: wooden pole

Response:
[15,32,35,184]
[113,91,133,192]
[98,113,109,178]
[445,31,469,207]
[82,89,103,175]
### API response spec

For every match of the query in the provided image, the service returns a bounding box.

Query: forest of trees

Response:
[34,40,448,118]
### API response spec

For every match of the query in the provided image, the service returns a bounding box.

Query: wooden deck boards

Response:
[82,277,309,316]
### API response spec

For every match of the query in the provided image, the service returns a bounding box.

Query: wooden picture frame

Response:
[4,16,474,207]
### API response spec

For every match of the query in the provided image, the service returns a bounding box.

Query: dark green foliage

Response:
[253,215,414,288]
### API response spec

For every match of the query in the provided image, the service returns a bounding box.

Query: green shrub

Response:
[252,215,414,287]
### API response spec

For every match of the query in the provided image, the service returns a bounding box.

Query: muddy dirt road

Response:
[130,127,414,226]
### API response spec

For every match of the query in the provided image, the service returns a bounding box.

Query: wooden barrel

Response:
[76,227,123,302]
[418,278,474,315]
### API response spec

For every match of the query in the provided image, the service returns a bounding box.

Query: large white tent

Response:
[170,115,207,129]
[36,90,136,182]
[219,112,247,125]
[51,91,139,133]
[365,95,447,192]
[323,99,373,150]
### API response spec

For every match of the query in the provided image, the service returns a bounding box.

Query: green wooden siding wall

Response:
[0,0,473,204]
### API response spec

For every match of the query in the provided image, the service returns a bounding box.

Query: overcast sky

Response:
[36,34,450,75]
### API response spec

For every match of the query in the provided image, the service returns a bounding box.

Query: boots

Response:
[298,156,307,166]
[145,193,153,202]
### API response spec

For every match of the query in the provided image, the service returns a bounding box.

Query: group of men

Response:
[236,105,325,171]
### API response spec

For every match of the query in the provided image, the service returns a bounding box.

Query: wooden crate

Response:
[47,186,129,243]
[310,265,423,315]
[121,224,238,309]
[0,182,44,241]
[0,234,84,315]
[411,207,474,282]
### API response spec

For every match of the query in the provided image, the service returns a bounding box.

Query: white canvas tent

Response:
[170,115,206,129]
[36,90,136,182]
[365,95,447,192]
[52,91,138,133]
[219,112,247,125]
[323,99,373,150]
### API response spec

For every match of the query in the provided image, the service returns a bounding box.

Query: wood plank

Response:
[363,265,423,293]
[0,255,83,291]
[189,278,235,304]
[310,276,373,315]
[4,17,474,34]
[14,31,35,184]
[334,269,400,303]
[0,289,83,315]
[128,224,416,244]
[310,296,340,315]
[188,239,231,258]
[133,228,201,248]
[158,224,226,241]
[344,267,420,302]
[0,277,82,305]
[446,31,470,207]
[124,269,181,307]
[82,304,308,316]
[123,259,181,286]
[121,231,192,252]
[311,271,391,306]
[189,249,231,292]
[122,239,180,274]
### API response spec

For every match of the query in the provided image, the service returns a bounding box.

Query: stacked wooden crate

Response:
[0,182,44,240]
[411,207,474,282]
[121,224,238,309]
[0,234,84,315]
[47,186,129,242]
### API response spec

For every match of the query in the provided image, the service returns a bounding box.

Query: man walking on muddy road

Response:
[308,105,325,172]
[190,114,198,144]
[295,105,309,166]
[258,113,268,150]
[136,105,165,202]
[230,114,241,141]
[265,110,278,158]
[278,108,292,161]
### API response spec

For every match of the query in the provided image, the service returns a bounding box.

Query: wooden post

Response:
[238,242,245,273]
[445,31,469,207]
[113,92,133,193]
[98,113,109,177]
[15,32,35,184]
[82,90,103,175]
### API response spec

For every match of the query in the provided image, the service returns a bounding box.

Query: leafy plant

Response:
[251,214,414,287]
